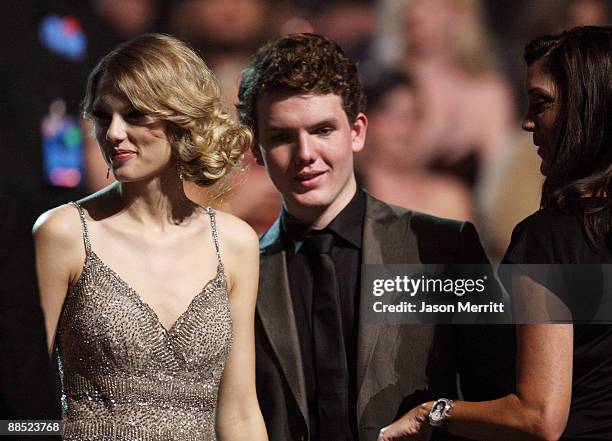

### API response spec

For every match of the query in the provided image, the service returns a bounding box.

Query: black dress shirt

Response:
[281,189,366,440]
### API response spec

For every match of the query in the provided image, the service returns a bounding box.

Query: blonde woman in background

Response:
[401,0,515,188]
[34,33,267,441]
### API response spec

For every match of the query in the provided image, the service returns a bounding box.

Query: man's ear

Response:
[251,140,265,166]
[351,112,368,153]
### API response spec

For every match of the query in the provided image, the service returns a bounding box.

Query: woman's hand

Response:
[378,403,432,441]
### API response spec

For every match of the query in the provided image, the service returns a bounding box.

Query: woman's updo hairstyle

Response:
[83,33,252,187]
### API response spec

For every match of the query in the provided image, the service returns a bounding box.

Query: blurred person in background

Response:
[379,25,612,441]
[80,0,165,68]
[34,34,267,440]
[306,1,379,63]
[357,70,473,221]
[223,153,281,234]
[477,131,544,260]
[168,0,272,71]
[500,0,609,105]
[397,0,515,190]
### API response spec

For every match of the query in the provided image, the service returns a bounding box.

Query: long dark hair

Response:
[525,26,612,249]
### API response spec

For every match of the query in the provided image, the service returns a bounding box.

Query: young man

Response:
[237,33,513,441]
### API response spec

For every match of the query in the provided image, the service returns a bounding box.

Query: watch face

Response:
[429,399,453,428]
[430,401,447,422]
[430,412,444,421]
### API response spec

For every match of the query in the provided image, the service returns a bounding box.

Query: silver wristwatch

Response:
[428,398,454,428]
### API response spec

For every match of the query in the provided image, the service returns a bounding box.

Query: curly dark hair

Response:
[524,26,612,248]
[237,33,366,134]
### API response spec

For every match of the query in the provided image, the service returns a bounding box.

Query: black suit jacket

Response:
[255,195,514,441]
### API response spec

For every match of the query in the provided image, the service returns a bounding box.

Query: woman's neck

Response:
[114,169,200,229]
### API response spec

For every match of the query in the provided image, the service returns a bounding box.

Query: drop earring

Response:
[106,167,110,179]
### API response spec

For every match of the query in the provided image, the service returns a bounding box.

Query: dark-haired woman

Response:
[34,34,268,440]
[379,25,612,441]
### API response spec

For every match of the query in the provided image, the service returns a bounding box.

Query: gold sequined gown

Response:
[57,203,232,440]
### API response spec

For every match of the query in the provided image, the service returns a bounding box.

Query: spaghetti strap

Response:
[70,202,92,256]
[205,207,224,272]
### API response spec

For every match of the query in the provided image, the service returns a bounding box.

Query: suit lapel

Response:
[257,220,309,425]
[356,196,422,415]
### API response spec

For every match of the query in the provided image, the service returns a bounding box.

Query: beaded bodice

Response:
[58,203,232,440]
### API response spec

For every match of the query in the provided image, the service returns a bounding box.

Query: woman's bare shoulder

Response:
[211,209,259,252]
[32,184,116,249]
[33,203,82,245]
[209,210,259,280]
[33,203,86,282]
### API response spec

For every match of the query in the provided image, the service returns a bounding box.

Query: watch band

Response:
[428,398,454,428]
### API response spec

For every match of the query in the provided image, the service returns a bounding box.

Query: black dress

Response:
[503,202,612,440]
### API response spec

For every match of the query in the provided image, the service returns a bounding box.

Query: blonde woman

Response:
[34,34,267,441]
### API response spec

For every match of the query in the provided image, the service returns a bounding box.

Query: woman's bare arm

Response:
[380,276,573,441]
[214,213,268,441]
[33,205,85,354]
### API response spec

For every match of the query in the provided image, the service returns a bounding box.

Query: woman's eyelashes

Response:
[529,93,554,115]
[125,109,149,122]
[91,109,110,121]
[91,108,150,124]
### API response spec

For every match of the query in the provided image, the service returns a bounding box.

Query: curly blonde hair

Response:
[83,33,252,187]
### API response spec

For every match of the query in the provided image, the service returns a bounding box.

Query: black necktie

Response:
[303,232,351,440]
